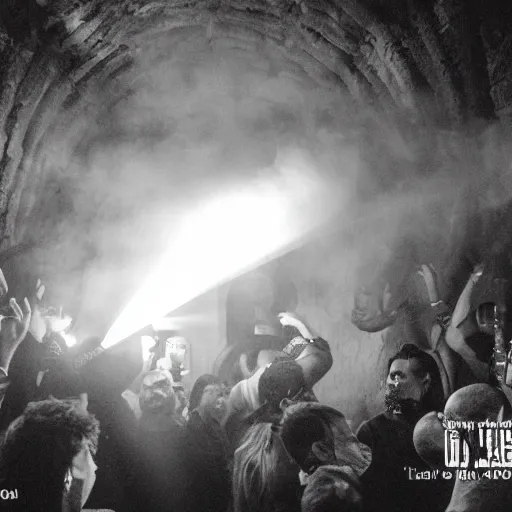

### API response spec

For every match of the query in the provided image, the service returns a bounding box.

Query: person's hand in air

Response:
[29,278,48,342]
[278,311,303,328]
[0,296,32,374]
[278,312,314,340]
[141,336,156,372]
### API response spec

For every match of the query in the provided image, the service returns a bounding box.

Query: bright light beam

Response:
[102,145,345,350]
[102,185,291,349]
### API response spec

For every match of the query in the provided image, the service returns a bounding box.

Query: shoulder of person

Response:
[356,413,384,438]
[229,367,266,410]
[310,336,330,351]
[364,411,390,425]
[185,409,209,438]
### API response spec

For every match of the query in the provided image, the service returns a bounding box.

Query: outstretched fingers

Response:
[8,297,32,339]
[19,298,32,339]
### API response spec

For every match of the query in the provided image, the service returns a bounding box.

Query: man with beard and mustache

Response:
[356,343,453,512]
[136,369,187,512]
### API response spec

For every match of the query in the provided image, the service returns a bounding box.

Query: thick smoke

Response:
[24,36,512,344]
[33,41,359,340]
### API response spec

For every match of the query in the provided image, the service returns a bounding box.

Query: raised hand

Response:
[141,335,156,362]
[278,311,304,329]
[141,336,156,372]
[278,311,315,340]
[0,297,32,373]
[29,278,47,342]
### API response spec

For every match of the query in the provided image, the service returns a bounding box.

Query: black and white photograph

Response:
[0,1,511,511]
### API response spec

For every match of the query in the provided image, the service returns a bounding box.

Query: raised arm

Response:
[278,312,333,388]
[0,297,32,409]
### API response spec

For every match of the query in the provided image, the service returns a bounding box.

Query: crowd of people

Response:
[0,267,511,512]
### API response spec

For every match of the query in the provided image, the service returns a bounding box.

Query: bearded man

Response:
[356,343,453,512]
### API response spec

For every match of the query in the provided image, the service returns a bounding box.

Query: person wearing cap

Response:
[224,312,333,450]
[278,402,371,511]
[183,374,231,512]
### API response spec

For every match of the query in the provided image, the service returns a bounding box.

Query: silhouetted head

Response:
[413,411,446,470]
[301,465,363,512]
[139,369,175,415]
[280,403,371,478]
[189,374,227,423]
[0,398,99,512]
[444,383,505,423]
[233,422,300,512]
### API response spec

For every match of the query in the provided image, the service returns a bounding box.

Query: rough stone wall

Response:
[0,0,510,258]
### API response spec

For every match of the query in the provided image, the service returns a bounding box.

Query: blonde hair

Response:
[233,423,296,512]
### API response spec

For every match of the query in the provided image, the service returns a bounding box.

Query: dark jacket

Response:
[136,415,187,512]
[184,410,231,512]
[0,333,44,431]
[357,411,453,512]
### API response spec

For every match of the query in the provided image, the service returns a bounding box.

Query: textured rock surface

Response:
[0,0,509,247]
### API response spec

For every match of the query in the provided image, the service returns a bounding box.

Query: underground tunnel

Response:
[1,1,512,511]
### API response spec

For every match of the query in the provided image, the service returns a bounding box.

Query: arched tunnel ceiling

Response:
[0,0,512,337]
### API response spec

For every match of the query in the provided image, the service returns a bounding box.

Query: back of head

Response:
[233,422,299,512]
[242,358,308,426]
[0,398,99,512]
[189,374,222,411]
[413,411,446,470]
[301,465,363,512]
[280,403,372,477]
[444,383,505,422]
[443,384,507,470]
[258,360,305,407]
[279,407,327,472]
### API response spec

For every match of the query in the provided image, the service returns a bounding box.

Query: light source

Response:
[102,149,338,350]
[61,331,77,347]
[165,336,190,380]
[102,185,288,349]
